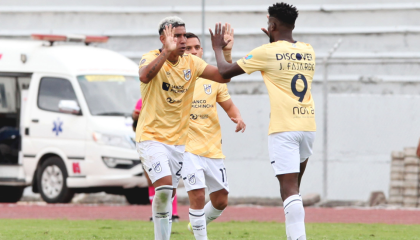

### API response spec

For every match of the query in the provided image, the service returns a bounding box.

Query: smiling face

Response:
[185,37,203,58]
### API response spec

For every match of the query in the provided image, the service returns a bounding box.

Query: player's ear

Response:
[159,34,165,44]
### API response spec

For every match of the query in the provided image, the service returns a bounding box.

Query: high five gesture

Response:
[162,24,177,52]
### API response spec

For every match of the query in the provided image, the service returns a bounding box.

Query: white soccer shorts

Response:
[181,151,229,194]
[136,140,184,188]
[268,131,316,176]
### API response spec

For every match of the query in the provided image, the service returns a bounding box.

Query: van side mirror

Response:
[58,100,81,115]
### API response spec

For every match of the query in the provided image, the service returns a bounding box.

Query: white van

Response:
[0,35,148,204]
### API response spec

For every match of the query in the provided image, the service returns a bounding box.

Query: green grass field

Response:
[0,219,419,240]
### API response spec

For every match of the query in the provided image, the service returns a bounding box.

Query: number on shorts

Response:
[291,74,308,102]
[219,168,227,182]
[176,162,183,176]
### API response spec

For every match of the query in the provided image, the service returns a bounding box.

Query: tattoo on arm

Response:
[146,52,166,79]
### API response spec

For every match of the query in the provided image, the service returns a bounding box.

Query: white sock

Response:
[167,197,174,237]
[153,185,173,240]
[189,208,207,240]
[203,201,224,225]
[284,194,306,240]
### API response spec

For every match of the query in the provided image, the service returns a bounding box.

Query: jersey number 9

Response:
[291,74,308,102]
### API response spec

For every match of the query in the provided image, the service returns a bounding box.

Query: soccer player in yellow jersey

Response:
[209,3,315,240]
[136,17,231,240]
[182,31,245,240]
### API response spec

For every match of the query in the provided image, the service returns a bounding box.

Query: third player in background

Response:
[182,26,246,240]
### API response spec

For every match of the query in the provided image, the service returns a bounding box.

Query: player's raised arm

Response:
[209,23,245,79]
[139,24,177,83]
[219,99,246,133]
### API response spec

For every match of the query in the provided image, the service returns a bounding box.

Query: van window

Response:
[38,77,78,112]
[77,75,140,116]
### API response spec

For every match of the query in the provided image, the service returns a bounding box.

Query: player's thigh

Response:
[181,152,206,192]
[136,140,172,186]
[205,158,229,194]
[299,131,316,163]
[268,132,301,176]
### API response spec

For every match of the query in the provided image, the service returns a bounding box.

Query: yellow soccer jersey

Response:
[237,41,316,134]
[186,78,231,159]
[136,50,208,145]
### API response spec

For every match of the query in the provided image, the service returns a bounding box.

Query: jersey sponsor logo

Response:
[167,97,182,103]
[245,55,253,60]
[183,69,192,81]
[152,162,162,173]
[171,85,187,93]
[192,99,214,108]
[162,82,170,91]
[187,173,196,185]
[190,114,209,120]
[203,84,212,95]
[276,53,313,61]
[162,82,188,93]
[292,106,315,116]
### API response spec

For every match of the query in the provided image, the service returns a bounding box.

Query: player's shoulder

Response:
[296,41,315,51]
[143,49,160,58]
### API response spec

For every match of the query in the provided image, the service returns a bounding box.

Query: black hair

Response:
[268,2,298,26]
[185,32,201,43]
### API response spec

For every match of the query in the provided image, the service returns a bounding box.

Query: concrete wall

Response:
[1,0,419,201]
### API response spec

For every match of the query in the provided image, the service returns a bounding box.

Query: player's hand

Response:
[261,14,270,37]
[223,23,234,51]
[132,109,140,121]
[231,117,246,133]
[209,22,231,51]
[162,24,177,52]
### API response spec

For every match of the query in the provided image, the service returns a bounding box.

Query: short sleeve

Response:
[191,55,208,78]
[139,51,158,69]
[216,84,231,103]
[236,46,267,74]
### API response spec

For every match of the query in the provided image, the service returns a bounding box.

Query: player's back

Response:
[237,41,316,134]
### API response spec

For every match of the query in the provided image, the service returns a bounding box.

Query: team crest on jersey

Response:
[183,69,192,81]
[187,174,196,185]
[203,84,212,95]
[152,162,162,173]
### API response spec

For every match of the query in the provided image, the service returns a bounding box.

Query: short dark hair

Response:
[268,2,298,26]
[185,32,201,43]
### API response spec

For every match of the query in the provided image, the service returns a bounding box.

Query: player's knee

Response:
[213,199,228,210]
[213,194,228,210]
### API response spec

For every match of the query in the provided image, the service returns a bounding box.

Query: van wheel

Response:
[0,186,24,203]
[124,187,149,205]
[37,156,74,203]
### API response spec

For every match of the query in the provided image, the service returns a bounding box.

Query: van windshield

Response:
[77,75,140,116]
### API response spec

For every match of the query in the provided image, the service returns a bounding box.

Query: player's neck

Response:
[167,52,180,64]
[273,32,295,43]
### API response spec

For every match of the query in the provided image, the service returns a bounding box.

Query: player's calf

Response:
[278,173,306,240]
[152,185,173,240]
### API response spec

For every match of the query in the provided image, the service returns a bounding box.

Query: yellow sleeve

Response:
[216,83,231,103]
[191,55,208,78]
[236,46,267,74]
[138,51,158,69]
